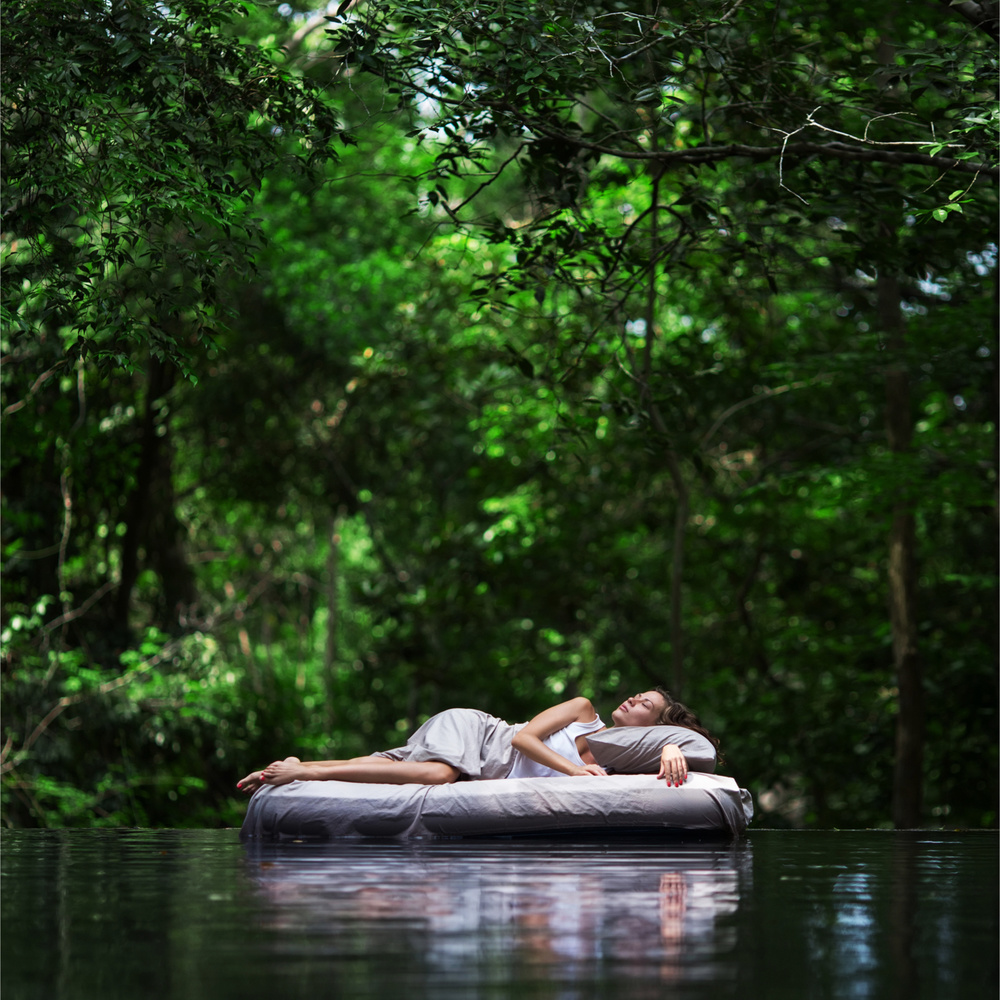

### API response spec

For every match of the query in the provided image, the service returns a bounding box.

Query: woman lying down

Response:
[238,689,720,792]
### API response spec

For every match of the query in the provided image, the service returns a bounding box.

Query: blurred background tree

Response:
[2,0,996,830]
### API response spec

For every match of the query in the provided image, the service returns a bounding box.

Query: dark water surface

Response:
[1,828,995,999]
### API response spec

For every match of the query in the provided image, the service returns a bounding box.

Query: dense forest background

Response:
[2,0,996,830]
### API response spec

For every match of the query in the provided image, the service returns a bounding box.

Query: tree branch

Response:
[281,13,331,56]
[0,640,183,775]
[1,363,67,418]
[42,579,116,634]
[700,375,833,448]
[939,0,999,40]
[528,121,998,177]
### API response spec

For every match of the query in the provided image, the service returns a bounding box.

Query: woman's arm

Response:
[510,696,608,777]
[657,745,689,785]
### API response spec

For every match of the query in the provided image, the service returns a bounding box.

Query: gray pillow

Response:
[586,726,717,774]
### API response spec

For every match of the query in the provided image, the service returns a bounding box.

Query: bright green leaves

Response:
[931,189,972,222]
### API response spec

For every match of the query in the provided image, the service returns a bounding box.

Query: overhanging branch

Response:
[939,0,999,40]
[528,121,997,177]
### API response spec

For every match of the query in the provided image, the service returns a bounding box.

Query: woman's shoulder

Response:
[563,695,598,721]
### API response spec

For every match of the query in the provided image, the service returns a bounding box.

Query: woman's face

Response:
[611,690,667,727]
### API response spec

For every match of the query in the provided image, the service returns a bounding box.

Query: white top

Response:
[506,715,606,779]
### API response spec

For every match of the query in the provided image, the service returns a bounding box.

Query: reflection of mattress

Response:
[239,773,754,840]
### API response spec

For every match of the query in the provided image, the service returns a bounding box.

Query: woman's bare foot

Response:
[237,757,302,793]
[260,756,305,787]
[237,770,264,793]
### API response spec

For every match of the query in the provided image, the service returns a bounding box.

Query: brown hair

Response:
[655,687,722,755]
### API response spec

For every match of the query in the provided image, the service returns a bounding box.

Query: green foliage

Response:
[1,0,342,377]
[2,620,240,826]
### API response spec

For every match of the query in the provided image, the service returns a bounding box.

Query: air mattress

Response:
[239,772,753,841]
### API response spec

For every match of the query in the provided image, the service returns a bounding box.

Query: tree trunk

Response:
[889,511,923,827]
[665,449,688,700]
[113,356,195,635]
[324,518,341,733]
[879,271,924,828]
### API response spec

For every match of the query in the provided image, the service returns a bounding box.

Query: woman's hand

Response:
[657,745,688,786]
[570,763,609,777]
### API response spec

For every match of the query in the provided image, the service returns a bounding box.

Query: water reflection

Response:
[242,840,747,994]
[747,832,998,1000]
[1,830,995,1000]
[889,836,919,1000]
